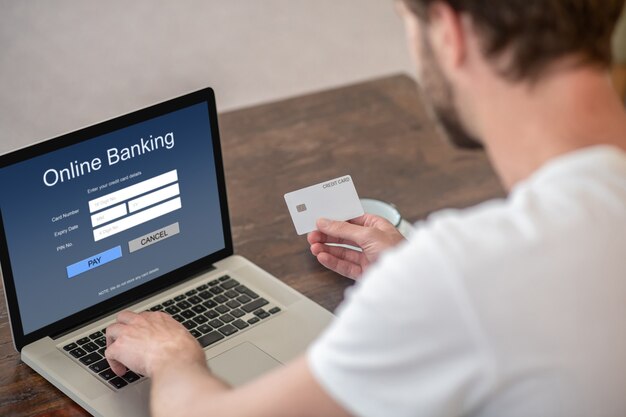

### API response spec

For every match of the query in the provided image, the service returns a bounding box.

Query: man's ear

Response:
[426,2,466,74]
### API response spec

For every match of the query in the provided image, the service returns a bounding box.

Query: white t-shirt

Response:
[308,146,626,417]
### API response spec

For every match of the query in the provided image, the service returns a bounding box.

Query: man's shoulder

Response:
[409,161,626,274]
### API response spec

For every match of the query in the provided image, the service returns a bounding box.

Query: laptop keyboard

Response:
[61,275,282,390]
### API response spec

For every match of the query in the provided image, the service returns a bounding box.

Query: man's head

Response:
[398,0,624,149]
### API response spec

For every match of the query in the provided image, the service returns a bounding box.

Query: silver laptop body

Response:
[0,88,333,417]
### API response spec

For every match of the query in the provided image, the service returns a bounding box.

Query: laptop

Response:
[0,88,334,416]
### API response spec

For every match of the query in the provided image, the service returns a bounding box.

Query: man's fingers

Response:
[347,214,368,226]
[316,252,362,280]
[105,322,124,348]
[116,310,141,325]
[316,218,365,245]
[311,243,363,265]
[105,347,128,376]
[307,230,323,245]
[308,231,359,249]
[110,362,127,377]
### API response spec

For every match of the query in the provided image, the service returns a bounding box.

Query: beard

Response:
[418,35,483,150]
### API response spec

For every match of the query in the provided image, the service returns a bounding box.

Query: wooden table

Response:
[0,74,504,416]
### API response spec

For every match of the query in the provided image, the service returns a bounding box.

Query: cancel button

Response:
[128,222,180,253]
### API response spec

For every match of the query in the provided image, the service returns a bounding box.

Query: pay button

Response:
[66,246,122,279]
[128,222,179,253]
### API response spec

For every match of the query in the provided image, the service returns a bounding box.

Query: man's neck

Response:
[478,66,626,191]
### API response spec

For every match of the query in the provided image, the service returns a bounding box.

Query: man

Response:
[104,1,626,416]
[613,4,626,100]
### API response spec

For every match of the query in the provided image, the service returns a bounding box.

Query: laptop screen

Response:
[0,89,232,348]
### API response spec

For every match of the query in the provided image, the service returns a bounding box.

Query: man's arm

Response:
[151,354,351,417]
[105,311,351,417]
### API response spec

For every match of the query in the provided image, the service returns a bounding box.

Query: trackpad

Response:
[207,342,282,387]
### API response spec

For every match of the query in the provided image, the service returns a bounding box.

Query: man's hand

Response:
[105,310,206,377]
[307,214,405,280]
[103,314,350,417]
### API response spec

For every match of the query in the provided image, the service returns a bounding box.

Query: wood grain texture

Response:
[0,74,504,416]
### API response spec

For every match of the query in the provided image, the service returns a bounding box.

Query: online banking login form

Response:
[0,103,225,334]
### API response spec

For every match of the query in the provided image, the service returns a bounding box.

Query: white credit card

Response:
[284,175,364,235]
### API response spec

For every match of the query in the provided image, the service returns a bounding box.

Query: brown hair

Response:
[403,0,624,80]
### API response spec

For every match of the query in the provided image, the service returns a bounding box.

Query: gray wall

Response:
[0,0,413,152]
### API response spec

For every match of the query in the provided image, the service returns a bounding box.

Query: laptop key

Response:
[235,285,259,299]
[220,279,239,290]
[95,337,107,347]
[208,279,220,286]
[98,348,106,357]
[225,290,239,299]
[219,275,230,281]
[77,337,91,345]
[182,320,197,330]
[190,329,202,338]
[220,313,235,323]
[192,305,207,314]
[193,315,208,324]
[236,294,252,304]
[174,294,186,302]
[256,310,270,319]
[216,305,229,314]
[79,352,102,366]
[89,331,103,340]
[122,371,140,383]
[226,300,241,309]
[83,342,99,353]
[197,324,212,334]
[198,331,224,348]
[196,284,208,291]
[242,298,268,313]
[232,319,249,330]
[230,308,245,318]
[202,300,217,309]
[63,342,78,351]
[176,300,192,310]
[185,289,198,296]
[198,290,213,300]
[150,304,163,311]
[218,324,238,337]
[108,377,128,389]
[89,359,110,373]
[165,306,181,315]
[70,347,87,358]
[208,319,224,328]
[214,295,228,304]
[209,287,224,295]
[188,296,203,305]
[99,368,116,380]
[162,299,175,307]
[172,314,185,323]
[247,317,260,325]
[205,310,219,319]
[269,307,281,314]
[181,310,196,319]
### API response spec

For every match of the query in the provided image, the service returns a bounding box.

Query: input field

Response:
[128,183,180,213]
[88,169,178,213]
[93,197,182,242]
[90,203,127,228]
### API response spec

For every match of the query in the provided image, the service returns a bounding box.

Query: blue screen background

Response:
[0,102,225,334]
